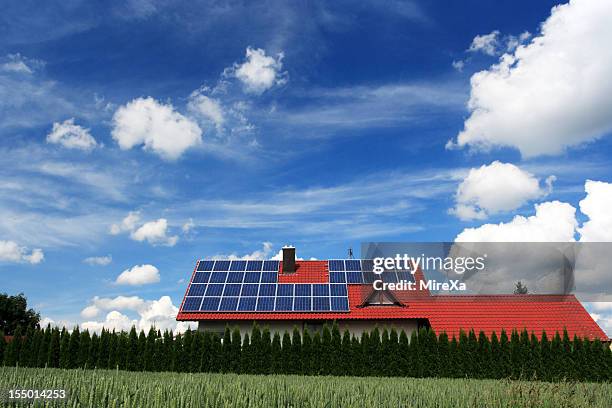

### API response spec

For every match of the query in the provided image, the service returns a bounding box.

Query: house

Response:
[177,247,607,341]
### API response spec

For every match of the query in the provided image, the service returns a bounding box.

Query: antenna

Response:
[348,247,354,259]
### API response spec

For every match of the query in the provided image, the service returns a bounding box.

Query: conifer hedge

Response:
[1,323,610,381]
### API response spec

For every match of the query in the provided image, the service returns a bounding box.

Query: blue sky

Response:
[2,0,612,334]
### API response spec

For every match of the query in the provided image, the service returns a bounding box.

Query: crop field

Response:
[1,367,611,407]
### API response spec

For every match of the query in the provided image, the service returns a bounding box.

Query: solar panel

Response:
[345,260,361,271]
[229,260,247,271]
[246,260,263,271]
[313,284,329,296]
[259,284,276,296]
[397,270,415,282]
[330,284,348,296]
[197,260,214,271]
[363,271,376,284]
[256,297,275,311]
[219,297,238,311]
[238,297,256,311]
[275,297,293,311]
[361,259,374,271]
[213,260,230,271]
[182,297,202,311]
[210,271,228,283]
[261,272,277,283]
[330,297,349,311]
[262,260,279,271]
[294,296,311,311]
[313,296,330,311]
[328,260,344,271]
[192,272,210,283]
[383,270,399,283]
[188,284,206,296]
[277,284,293,296]
[295,284,311,296]
[226,271,244,283]
[205,284,224,296]
[243,271,261,283]
[346,271,363,284]
[241,284,259,296]
[223,284,241,296]
[200,297,220,311]
[330,271,346,283]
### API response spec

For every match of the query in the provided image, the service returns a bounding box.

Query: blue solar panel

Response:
[328,260,344,271]
[182,297,202,311]
[209,271,227,283]
[229,260,247,271]
[219,297,238,311]
[259,284,276,296]
[295,284,311,296]
[192,272,210,283]
[363,271,376,283]
[313,297,330,311]
[213,260,230,271]
[188,284,206,296]
[200,297,220,311]
[243,271,261,283]
[197,260,214,271]
[261,272,277,283]
[345,260,361,271]
[246,260,263,271]
[330,271,346,283]
[383,271,399,283]
[331,297,349,311]
[262,260,279,271]
[223,284,241,296]
[238,297,256,311]
[346,271,363,284]
[275,297,293,311]
[313,284,329,296]
[226,271,244,283]
[397,270,415,282]
[205,284,224,296]
[330,284,348,296]
[361,259,374,271]
[294,297,311,311]
[256,297,275,311]
[241,284,259,296]
[277,284,293,296]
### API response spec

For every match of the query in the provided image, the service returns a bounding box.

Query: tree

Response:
[47,328,60,368]
[3,326,22,366]
[59,328,71,369]
[250,324,262,374]
[499,330,511,378]
[330,323,342,376]
[144,328,157,372]
[366,327,380,377]
[321,324,333,375]
[221,327,232,373]
[301,328,312,375]
[87,332,99,369]
[350,334,361,376]
[261,327,272,374]
[270,331,282,374]
[78,330,91,369]
[398,330,410,376]
[513,281,529,294]
[311,331,322,375]
[0,293,40,335]
[0,330,5,364]
[240,332,250,374]
[490,332,501,379]
[20,326,35,367]
[231,327,241,373]
[36,325,52,367]
[291,327,302,375]
[449,335,459,378]
[281,331,291,374]
[340,329,352,376]
[437,332,450,378]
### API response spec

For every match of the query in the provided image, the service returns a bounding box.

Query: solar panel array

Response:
[182,259,350,313]
[328,259,416,285]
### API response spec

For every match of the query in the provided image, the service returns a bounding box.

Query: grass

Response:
[1,366,610,407]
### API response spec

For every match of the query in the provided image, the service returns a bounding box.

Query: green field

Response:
[1,367,611,407]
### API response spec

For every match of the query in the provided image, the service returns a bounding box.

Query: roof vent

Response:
[282,245,296,274]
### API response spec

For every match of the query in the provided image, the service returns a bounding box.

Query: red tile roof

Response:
[177,260,608,341]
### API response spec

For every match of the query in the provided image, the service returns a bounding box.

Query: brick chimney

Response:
[282,245,296,273]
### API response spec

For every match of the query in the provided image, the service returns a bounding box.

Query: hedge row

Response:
[1,323,610,381]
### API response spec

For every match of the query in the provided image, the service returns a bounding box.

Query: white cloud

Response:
[449,0,612,157]
[455,201,577,242]
[111,97,202,160]
[80,295,148,318]
[0,240,44,264]
[468,31,500,56]
[182,218,195,233]
[83,255,112,266]
[46,118,98,151]
[449,161,554,220]
[110,211,141,235]
[231,47,287,94]
[130,218,178,246]
[115,264,160,286]
[82,311,135,333]
[187,90,224,129]
[578,180,612,242]
[1,53,44,74]
[452,60,465,72]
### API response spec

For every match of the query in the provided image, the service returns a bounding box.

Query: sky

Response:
[2,0,612,335]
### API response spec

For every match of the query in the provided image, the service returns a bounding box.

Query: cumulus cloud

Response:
[115,264,160,286]
[455,201,577,242]
[468,31,500,56]
[82,311,135,333]
[449,0,612,157]
[80,295,147,318]
[83,255,112,266]
[110,212,178,246]
[46,118,98,151]
[449,161,554,220]
[578,180,612,242]
[111,97,202,160]
[230,47,287,94]
[0,240,44,264]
